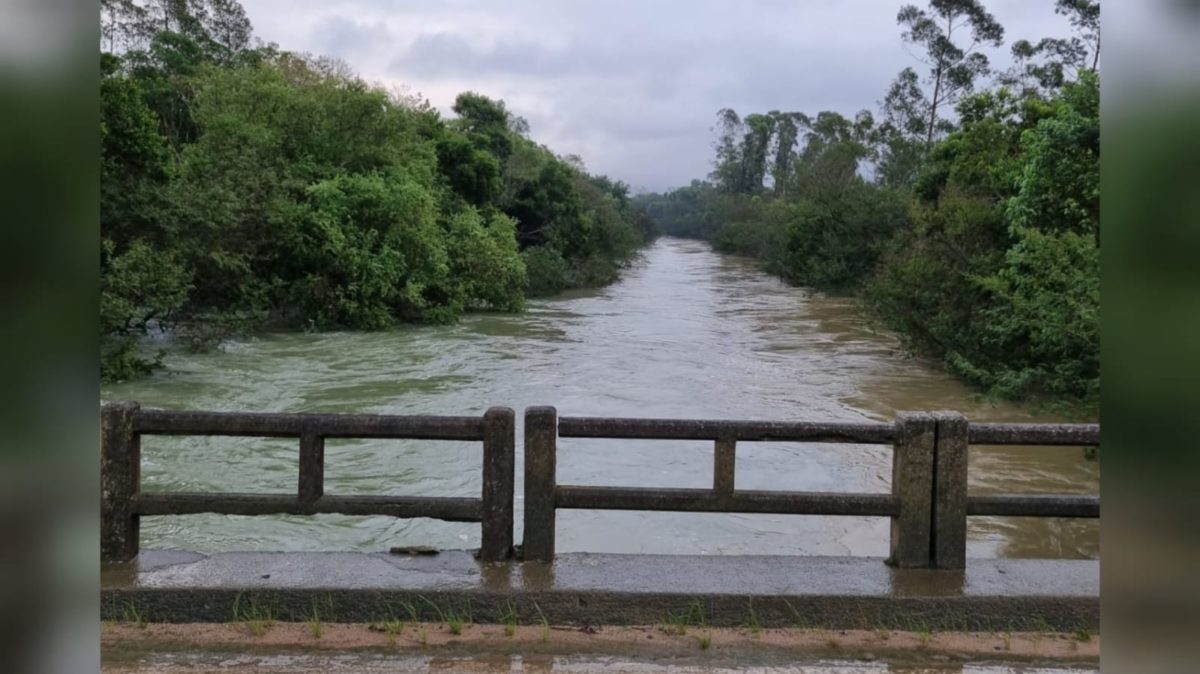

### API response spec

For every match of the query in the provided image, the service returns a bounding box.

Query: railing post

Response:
[523,406,558,562]
[101,401,141,562]
[298,429,324,505]
[932,411,969,569]
[713,434,736,497]
[480,407,516,561]
[890,412,935,568]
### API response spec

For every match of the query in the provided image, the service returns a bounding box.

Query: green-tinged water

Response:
[101,238,1098,558]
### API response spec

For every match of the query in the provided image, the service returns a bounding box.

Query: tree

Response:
[120,31,211,156]
[101,239,193,380]
[1005,71,1099,240]
[102,0,156,52]
[708,109,778,194]
[738,113,776,193]
[504,146,584,249]
[876,67,938,188]
[1003,0,1099,97]
[710,108,744,194]
[1057,0,1100,72]
[794,110,875,196]
[896,0,1005,146]
[498,132,647,290]
[435,132,502,206]
[202,0,253,57]
[452,92,514,162]
[103,1,252,59]
[101,57,172,248]
[443,209,526,311]
[768,111,807,195]
[974,227,1099,401]
[1005,38,1086,97]
[632,180,717,239]
[293,170,448,326]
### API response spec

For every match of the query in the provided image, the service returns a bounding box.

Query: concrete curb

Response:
[102,550,1098,631]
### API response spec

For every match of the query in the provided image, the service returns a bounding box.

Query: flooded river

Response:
[100,237,1098,559]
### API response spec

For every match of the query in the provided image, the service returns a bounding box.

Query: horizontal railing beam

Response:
[555,486,899,517]
[967,495,1100,518]
[557,417,895,443]
[135,409,485,440]
[968,423,1099,446]
[131,493,483,522]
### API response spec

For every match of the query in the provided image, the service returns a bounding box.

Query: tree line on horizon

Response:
[101,0,655,381]
[636,0,1099,412]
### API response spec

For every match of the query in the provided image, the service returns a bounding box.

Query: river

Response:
[100,237,1099,560]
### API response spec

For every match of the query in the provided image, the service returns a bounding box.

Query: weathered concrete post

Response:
[713,434,736,497]
[297,429,324,505]
[523,406,558,562]
[932,411,969,569]
[480,407,516,561]
[101,401,141,562]
[890,412,935,568]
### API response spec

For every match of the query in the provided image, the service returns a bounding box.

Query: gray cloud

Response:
[309,16,392,60]
[389,29,707,82]
[242,0,1077,191]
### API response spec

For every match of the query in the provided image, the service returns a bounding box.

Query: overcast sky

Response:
[239,0,1076,192]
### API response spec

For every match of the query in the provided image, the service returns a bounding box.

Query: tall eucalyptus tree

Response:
[1004,0,1099,97]
[896,0,1005,146]
[768,111,808,196]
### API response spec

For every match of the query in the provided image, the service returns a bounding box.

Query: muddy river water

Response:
[100,237,1098,559]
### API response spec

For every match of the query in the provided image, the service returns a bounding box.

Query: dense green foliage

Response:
[100,0,653,380]
[636,1,1099,410]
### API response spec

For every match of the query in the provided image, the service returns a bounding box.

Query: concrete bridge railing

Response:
[524,408,1099,569]
[100,401,516,563]
[100,402,1099,569]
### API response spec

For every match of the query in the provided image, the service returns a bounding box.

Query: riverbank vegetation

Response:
[101,0,654,381]
[636,0,1099,413]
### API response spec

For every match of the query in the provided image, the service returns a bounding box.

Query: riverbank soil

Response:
[102,622,1099,673]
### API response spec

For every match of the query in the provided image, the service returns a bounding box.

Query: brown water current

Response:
[100,237,1099,560]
